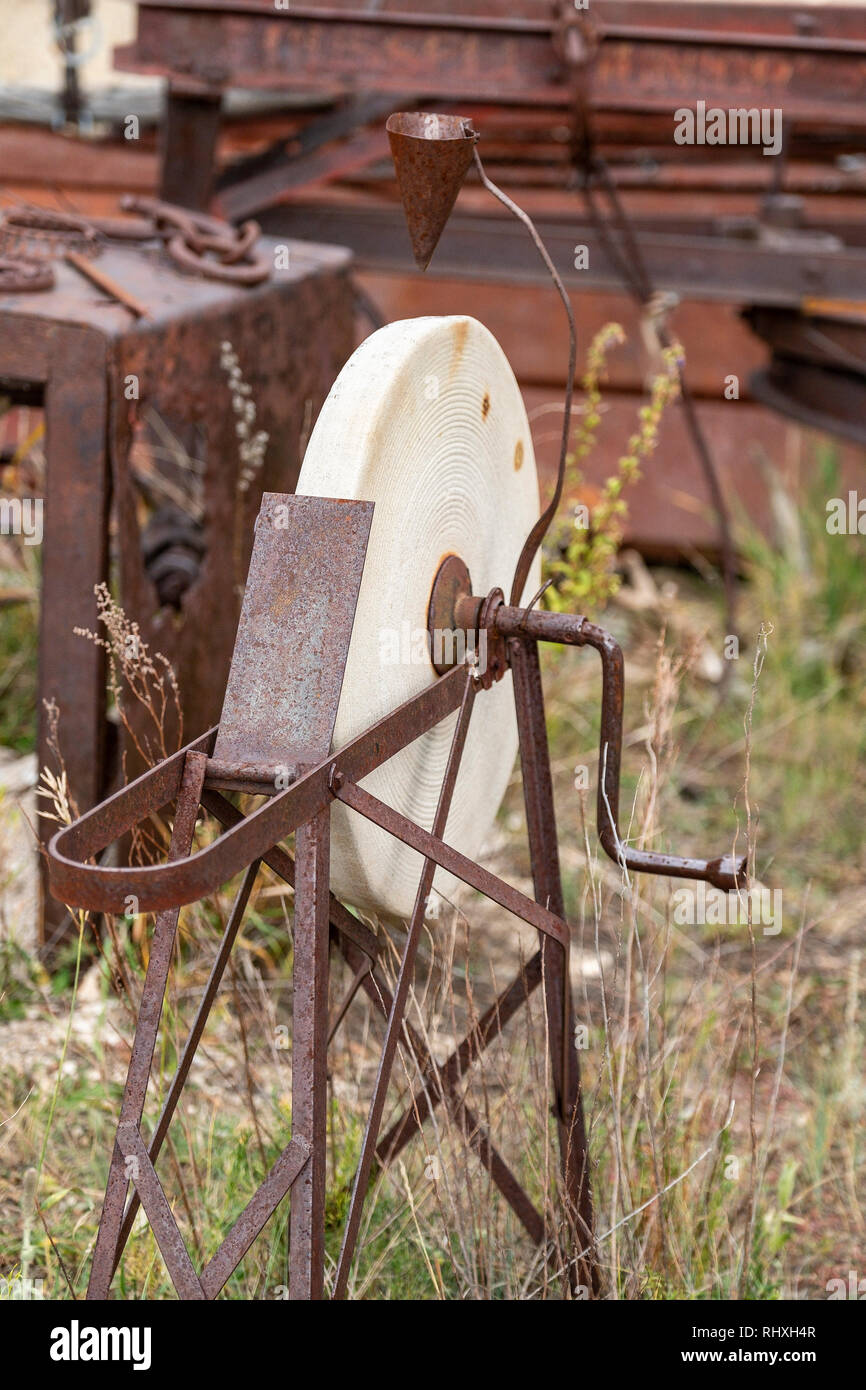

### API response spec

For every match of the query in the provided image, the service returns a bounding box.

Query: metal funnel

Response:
[386,112,477,271]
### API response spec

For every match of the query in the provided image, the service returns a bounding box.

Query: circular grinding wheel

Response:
[297,315,541,920]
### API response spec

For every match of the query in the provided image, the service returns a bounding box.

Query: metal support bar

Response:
[116,1125,206,1300]
[110,858,262,1277]
[289,807,331,1300]
[509,636,595,1291]
[87,751,207,1299]
[264,203,866,307]
[200,788,378,963]
[451,1103,546,1246]
[200,1135,311,1298]
[331,774,570,948]
[119,2,866,117]
[50,666,469,912]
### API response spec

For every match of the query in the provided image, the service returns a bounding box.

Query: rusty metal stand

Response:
[50,487,745,1300]
[288,808,331,1301]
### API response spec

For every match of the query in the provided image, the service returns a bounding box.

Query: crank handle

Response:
[494,606,747,893]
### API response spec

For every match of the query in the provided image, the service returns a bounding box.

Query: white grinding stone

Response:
[297,316,540,920]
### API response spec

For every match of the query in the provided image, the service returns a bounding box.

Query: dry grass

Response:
[0,405,863,1298]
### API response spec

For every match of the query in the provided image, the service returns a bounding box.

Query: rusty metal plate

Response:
[210,492,373,783]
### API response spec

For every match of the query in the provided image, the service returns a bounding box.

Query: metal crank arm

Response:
[494,605,747,893]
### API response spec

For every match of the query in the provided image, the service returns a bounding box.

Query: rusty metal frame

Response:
[68,660,597,1298]
[49,516,745,1299]
[263,201,866,308]
[48,492,587,1296]
[114,0,866,237]
[117,1,866,119]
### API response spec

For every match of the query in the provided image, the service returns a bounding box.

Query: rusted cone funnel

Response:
[386,112,478,272]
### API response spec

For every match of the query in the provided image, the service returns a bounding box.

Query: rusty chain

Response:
[120,196,271,285]
[0,197,271,291]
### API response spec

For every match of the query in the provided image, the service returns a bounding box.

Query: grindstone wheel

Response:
[297,315,541,920]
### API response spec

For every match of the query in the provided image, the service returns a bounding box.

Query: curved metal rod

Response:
[47,667,470,915]
[494,605,746,893]
[469,145,576,608]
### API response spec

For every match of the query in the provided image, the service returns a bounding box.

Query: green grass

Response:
[0,597,37,753]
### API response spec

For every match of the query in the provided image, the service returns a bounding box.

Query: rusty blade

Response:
[386,111,477,271]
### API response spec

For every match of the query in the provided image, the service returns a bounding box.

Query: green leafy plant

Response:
[545,324,682,613]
